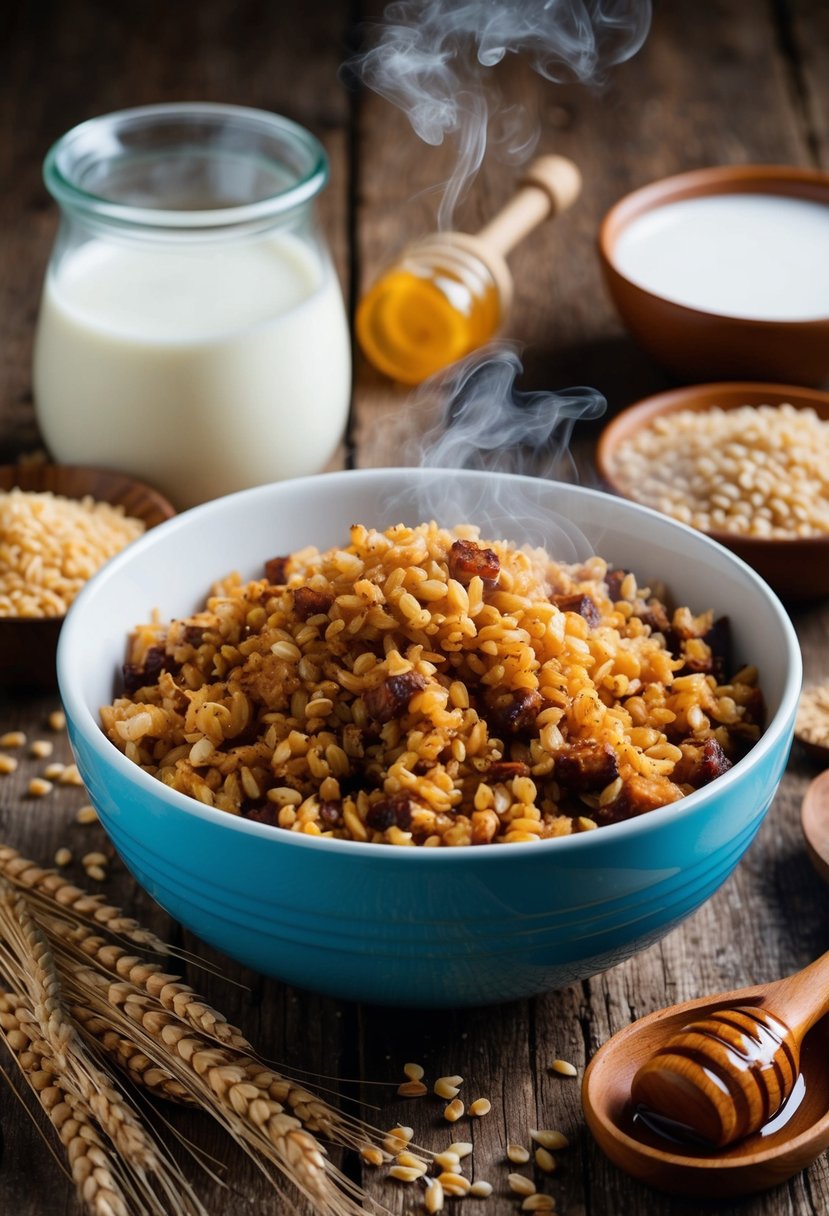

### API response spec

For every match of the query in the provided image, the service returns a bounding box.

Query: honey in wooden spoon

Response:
[630,952,829,1148]
[582,955,829,1197]
[356,155,581,384]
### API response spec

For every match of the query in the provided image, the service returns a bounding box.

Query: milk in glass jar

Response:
[33,104,351,508]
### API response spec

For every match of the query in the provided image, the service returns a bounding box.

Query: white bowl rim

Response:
[58,468,803,864]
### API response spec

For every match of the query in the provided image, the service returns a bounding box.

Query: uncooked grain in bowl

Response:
[607,403,829,538]
[0,488,145,618]
[100,522,764,846]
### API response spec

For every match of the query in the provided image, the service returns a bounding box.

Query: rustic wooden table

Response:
[2,2,828,1214]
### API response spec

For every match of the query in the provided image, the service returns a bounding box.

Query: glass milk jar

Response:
[33,104,351,509]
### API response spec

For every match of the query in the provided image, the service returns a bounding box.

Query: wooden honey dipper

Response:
[629,950,829,1148]
[355,154,581,384]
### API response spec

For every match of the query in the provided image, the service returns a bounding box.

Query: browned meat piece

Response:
[487,688,546,737]
[670,615,732,679]
[600,773,684,823]
[553,740,619,793]
[292,586,334,620]
[364,671,427,724]
[672,738,733,788]
[366,792,413,831]
[181,624,208,646]
[485,760,531,780]
[122,645,168,693]
[244,803,279,827]
[448,539,500,590]
[605,569,628,602]
[264,556,290,584]
[553,593,600,629]
[638,600,671,636]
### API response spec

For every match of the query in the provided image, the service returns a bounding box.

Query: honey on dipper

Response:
[356,155,581,384]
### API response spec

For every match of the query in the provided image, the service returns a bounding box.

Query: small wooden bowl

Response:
[596,382,829,602]
[583,996,829,1198]
[598,164,829,385]
[0,465,175,690]
[802,770,829,886]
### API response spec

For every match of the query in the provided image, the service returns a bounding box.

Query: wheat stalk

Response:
[0,882,160,1171]
[65,963,366,1215]
[0,988,204,1216]
[0,850,386,1214]
[0,844,167,953]
[70,1004,195,1105]
[46,912,368,1145]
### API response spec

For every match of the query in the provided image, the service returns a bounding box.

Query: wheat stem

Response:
[0,851,380,1215]
[0,844,167,952]
[67,966,367,1214]
[0,881,158,1171]
[1,989,144,1216]
[46,913,365,1144]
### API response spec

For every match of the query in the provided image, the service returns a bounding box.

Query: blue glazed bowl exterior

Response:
[58,470,801,1007]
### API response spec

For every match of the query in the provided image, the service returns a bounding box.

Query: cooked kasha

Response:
[101,522,763,846]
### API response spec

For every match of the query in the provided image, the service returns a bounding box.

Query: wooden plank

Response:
[0,3,353,1214]
[350,0,815,477]
[780,0,829,169]
[2,2,829,1215]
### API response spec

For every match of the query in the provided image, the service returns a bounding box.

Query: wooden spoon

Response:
[802,769,829,886]
[582,961,829,1197]
[356,155,581,383]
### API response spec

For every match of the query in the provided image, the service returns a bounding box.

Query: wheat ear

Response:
[0,987,190,1216]
[0,844,167,953]
[0,882,157,1170]
[0,888,208,1216]
[71,1003,195,1105]
[45,915,249,1048]
[67,966,367,1215]
[47,913,365,1143]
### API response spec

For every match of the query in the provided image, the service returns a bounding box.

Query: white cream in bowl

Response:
[613,193,829,321]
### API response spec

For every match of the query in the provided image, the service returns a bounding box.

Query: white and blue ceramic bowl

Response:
[57,469,801,1007]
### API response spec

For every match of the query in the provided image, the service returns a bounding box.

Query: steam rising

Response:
[349,1,643,555]
[393,345,607,559]
[417,347,605,478]
[350,0,652,227]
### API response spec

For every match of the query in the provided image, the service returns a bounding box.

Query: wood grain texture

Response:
[2,2,829,1215]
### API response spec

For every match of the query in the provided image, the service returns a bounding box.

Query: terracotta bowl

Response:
[595,382,829,602]
[0,464,175,690]
[598,164,829,385]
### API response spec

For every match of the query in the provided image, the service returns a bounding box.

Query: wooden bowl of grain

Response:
[0,464,176,689]
[595,382,829,602]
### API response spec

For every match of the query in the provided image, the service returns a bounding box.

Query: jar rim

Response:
[43,102,329,230]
